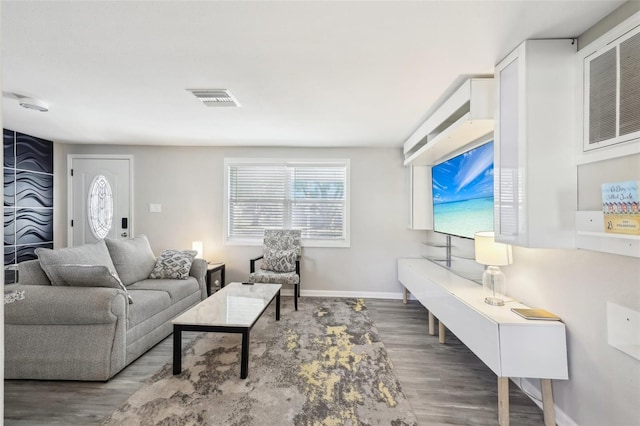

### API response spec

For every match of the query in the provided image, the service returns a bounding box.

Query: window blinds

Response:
[227,162,347,241]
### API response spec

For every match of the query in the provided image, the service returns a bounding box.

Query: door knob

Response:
[121,232,128,237]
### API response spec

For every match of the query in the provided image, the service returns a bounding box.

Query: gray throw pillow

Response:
[48,264,133,304]
[148,250,197,280]
[104,235,157,286]
[261,247,297,273]
[35,240,120,287]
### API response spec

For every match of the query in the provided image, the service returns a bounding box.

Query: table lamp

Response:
[474,231,513,306]
[192,241,204,259]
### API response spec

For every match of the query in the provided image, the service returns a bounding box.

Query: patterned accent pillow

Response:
[49,264,133,304]
[261,247,297,273]
[149,250,197,280]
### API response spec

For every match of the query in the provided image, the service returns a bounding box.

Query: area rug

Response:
[103,298,418,426]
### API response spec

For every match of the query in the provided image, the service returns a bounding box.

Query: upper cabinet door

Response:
[494,40,577,249]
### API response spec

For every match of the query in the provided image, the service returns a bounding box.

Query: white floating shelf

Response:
[575,211,640,258]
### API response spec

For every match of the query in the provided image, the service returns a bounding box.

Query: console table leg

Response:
[402,287,408,304]
[438,320,446,344]
[428,312,435,335]
[541,379,556,426]
[498,376,510,426]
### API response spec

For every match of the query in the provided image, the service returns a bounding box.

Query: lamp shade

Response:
[192,241,203,259]
[474,231,513,266]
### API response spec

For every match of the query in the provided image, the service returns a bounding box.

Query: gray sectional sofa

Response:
[4,235,207,381]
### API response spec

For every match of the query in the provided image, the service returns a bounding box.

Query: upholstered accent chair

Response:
[248,229,302,310]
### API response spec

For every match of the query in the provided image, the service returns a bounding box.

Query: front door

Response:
[68,156,133,246]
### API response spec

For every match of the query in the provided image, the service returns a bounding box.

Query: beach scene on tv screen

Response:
[432,141,494,239]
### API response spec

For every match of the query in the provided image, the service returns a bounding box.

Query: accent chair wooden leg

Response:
[402,287,408,304]
[294,285,298,311]
[438,320,445,344]
[541,379,556,426]
[498,376,510,426]
[428,311,435,336]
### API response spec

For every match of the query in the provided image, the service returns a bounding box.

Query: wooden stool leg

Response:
[428,311,435,335]
[402,287,408,304]
[498,376,510,426]
[438,320,446,344]
[541,379,556,426]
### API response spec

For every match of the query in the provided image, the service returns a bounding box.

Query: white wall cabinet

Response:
[494,40,577,248]
[407,165,432,230]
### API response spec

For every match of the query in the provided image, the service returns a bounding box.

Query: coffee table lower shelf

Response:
[172,283,281,379]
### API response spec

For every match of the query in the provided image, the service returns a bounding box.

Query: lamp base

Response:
[484,296,505,306]
[482,265,507,307]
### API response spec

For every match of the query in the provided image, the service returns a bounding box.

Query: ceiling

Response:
[1,0,625,148]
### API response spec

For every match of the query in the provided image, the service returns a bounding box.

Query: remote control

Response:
[242,282,254,285]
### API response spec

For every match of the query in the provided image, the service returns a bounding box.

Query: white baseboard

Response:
[512,378,578,426]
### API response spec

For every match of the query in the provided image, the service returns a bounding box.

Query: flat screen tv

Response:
[431,140,494,239]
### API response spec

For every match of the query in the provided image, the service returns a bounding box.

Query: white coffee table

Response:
[172,282,281,379]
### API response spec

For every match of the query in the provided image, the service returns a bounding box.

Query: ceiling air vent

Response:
[188,89,240,107]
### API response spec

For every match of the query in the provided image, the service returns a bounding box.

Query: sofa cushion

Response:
[48,264,133,304]
[104,235,157,286]
[17,259,52,286]
[126,289,171,331]
[149,250,197,280]
[35,240,120,287]
[261,247,297,272]
[127,277,199,303]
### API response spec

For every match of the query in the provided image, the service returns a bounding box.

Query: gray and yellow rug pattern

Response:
[103,298,418,426]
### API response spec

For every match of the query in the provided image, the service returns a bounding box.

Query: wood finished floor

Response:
[4,298,546,425]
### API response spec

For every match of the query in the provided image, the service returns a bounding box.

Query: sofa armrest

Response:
[189,258,208,300]
[5,284,129,380]
[4,284,127,325]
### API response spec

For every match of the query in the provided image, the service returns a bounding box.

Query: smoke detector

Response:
[19,97,49,112]
[188,89,240,107]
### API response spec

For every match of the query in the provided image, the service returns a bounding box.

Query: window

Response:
[225,159,350,247]
[87,174,113,239]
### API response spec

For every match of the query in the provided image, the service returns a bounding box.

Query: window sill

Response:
[224,238,350,248]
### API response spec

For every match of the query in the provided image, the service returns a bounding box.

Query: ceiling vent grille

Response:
[188,89,240,107]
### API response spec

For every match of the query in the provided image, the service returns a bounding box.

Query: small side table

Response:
[206,262,225,296]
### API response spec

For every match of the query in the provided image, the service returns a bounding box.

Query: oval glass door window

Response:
[87,174,113,239]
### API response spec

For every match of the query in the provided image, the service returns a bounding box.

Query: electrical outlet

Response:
[149,203,162,213]
[607,301,640,361]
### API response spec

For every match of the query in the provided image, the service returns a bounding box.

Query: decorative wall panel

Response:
[16,171,53,208]
[16,133,54,174]
[3,129,54,283]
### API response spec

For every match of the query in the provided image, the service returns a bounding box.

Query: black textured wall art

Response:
[4,129,54,284]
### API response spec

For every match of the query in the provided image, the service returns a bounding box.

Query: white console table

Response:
[398,258,568,426]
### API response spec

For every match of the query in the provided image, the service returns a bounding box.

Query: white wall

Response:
[504,247,639,425]
[55,144,425,296]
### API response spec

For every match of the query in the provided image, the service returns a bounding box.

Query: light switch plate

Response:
[607,301,640,361]
[149,203,162,213]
